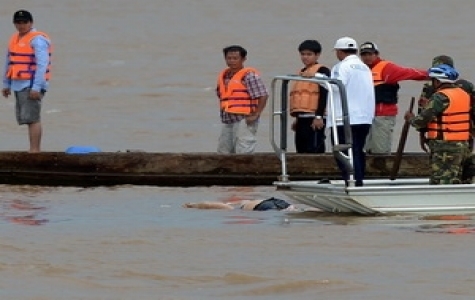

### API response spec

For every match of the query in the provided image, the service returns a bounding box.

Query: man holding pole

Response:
[418,55,475,153]
[405,64,471,185]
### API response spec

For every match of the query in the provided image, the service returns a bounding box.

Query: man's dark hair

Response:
[298,40,322,54]
[223,45,247,58]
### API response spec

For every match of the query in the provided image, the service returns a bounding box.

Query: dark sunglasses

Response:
[14,20,30,24]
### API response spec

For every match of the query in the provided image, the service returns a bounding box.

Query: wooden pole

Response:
[390,97,416,180]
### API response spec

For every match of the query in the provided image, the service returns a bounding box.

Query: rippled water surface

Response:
[1,0,475,299]
[1,185,475,299]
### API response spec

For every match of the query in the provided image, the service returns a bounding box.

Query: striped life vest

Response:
[427,87,471,141]
[217,67,258,115]
[6,30,52,81]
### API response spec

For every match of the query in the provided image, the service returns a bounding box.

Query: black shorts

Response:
[253,197,291,211]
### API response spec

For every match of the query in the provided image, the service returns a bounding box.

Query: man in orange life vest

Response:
[2,10,52,153]
[359,41,427,154]
[405,64,471,184]
[216,45,268,154]
[418,55,475,153]
[290,40,330,153]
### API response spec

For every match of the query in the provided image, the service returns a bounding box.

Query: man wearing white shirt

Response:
[328,37,375,186]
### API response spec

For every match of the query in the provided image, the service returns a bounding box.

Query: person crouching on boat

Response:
[405,64,471,184]
[216,45,268,154]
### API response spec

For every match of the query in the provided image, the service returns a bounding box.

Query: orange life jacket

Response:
[372,60,399,104]
[6,31,52,81]
[217,67,259,115]
[427,87,471,141]
[289,64,321,117]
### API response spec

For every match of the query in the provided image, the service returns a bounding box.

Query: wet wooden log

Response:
[0,151,430,187]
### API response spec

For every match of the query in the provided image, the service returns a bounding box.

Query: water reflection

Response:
[285,210,475,234]
[1,199,49,226]
[414,215,475,234]
[284,210,385,225]
[415,223,475,234]
[222,215,265,225]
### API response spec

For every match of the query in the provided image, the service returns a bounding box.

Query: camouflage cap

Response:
[432,55,454,67]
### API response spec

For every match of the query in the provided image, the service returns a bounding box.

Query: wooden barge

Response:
[0,151,430,187]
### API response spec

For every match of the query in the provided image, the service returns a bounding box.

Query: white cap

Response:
[334,37,358,50]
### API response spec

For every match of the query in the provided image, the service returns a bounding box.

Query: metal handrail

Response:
[269,75,353,183]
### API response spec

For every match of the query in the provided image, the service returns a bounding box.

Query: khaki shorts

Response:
[217,119,258,154]
[15,88,44,125]
[365,116,396,154]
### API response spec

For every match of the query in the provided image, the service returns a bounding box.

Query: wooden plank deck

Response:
[0,151,430,187]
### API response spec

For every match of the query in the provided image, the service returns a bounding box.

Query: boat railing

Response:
[269,75,353,182]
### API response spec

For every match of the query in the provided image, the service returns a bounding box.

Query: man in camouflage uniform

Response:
[406,64,472,184]
[418,55,475,152]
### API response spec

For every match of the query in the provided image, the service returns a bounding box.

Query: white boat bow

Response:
[275,178,475,215]
[269,75,475,216]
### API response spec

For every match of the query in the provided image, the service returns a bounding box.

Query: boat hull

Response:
[275,179,475,215]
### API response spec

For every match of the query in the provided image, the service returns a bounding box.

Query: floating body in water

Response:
[183,197,296,211]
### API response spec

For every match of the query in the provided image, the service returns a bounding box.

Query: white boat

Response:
[269,75,475,216]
